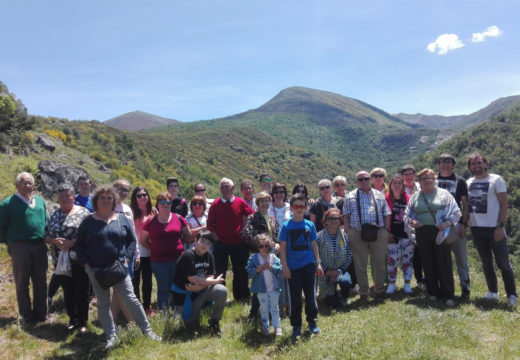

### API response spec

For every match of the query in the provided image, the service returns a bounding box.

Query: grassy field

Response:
[1,244,519,360]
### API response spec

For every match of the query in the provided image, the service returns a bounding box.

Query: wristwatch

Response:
[497,222,505,228]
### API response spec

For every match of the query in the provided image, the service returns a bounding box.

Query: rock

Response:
[38,160,95,198]
[36,135,56,152]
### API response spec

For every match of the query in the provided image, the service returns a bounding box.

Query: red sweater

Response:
[207,196,254,245]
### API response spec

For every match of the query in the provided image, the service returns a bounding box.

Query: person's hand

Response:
[458,224,467,239]
[54,237,65,247]
[256,264,264,273]
[283,267,291,279]
[436,221,449,231]
[214,274,224,283]
[134,258,141,271]
[410,220,423,229]
[186,283,200,291]
[315,264,324,277]
[494,227,506,242]
[264,262,272,271]
[387,232,395,244]
[60,239,74,251]
[327,269,338,279]
[273,243,280,254]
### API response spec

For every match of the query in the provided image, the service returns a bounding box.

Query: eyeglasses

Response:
[371,174,384,178]
[242,187,253,191]
[335,183,346,187]
[291,204,306,210]
[100,196,113,201]
[195,188,205,192]
[258,244,270,249]
[136,193,148,199]
[357,177,370,182]
[192,202,204,206]
[20,181,34,186]
[159,200,172,205]
[327,217,340,221]
[402,172,415,176]
[440,159,454,164]
[118,188,130,193]
[419,177,435,182]
[260,178,272,183]
[319,185,331,190]
[274,190,285,194]
[259,198,271,203]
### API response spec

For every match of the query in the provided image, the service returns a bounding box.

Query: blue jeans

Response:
[288,262,318,328]
[337,271,353,298]
[471,227,516,296]
[151,261,177,310]
[258,290,280,329]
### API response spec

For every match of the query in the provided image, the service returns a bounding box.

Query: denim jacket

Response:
[246,253,283,293]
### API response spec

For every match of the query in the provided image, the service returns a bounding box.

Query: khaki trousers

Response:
[348,228,388,296]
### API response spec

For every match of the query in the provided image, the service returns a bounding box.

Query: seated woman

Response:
[185,195,207,250]
[316,208,353,307]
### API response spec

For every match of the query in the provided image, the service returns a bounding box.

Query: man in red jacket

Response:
[207,178,255,302]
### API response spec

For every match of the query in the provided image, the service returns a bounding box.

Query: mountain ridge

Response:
[104,110,181,130]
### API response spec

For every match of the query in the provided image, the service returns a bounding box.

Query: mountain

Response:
[394,95,520,130]
[104,110,180,130]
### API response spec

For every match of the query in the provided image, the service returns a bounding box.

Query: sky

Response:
[1,0,519,122]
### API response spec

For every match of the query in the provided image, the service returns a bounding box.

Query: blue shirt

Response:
[279,218,317,270]
[74,194,93,213]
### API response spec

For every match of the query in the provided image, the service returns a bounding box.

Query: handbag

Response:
[93,214,128,289]
[420,191,459,245]
[357,189,381,242]
[55,250,72,277]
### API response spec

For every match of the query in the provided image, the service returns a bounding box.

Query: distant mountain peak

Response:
[104,111,180,131]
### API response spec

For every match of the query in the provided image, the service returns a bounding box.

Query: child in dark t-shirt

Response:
[171,231,227,334]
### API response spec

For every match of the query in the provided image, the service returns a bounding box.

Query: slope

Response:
[104,110,181,131]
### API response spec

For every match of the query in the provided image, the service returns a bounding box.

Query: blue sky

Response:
[1,0,518,122]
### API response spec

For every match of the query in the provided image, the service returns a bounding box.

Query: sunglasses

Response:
[327,217,340,221]
[192,202,204,206]
[258,244,271,249]
[274,190,285,194]
[261,178,272,183]
[195,188,205,192]
[136,193,148,199]
[319,185,331,190]
[371,174,385,178]
[357,177,370,182]
[118,188,130,193]
[159,200,172,205]
[291,204,306,210]
[335,183,346,187]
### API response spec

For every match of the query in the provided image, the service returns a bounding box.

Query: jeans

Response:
[451,224,470,292]
[288,262,318,328]
[151,261,177,310]
[471,227,516,296]
[213,242,249,302]
[258,290,281,329]
[85,264,152,339]
[182,284,228,330]
[132,257,153,309]
[8,241,48,321]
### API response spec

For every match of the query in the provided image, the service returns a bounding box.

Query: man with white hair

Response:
[0,172,48,324]
[207,178,255,302]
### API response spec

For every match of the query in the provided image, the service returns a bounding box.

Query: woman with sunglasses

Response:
[130,186,157,316]
[141,192,191,311]
[309,179,337,233]
[370,168,388,194]
[186,195,207,250]
[269,183,291,229]
[317,208,352,307]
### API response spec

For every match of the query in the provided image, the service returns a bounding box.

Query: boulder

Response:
[38,160,94,198]
[36,135,56,152]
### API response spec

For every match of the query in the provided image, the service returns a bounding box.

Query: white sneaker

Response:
[508,295,518,308]
[445,299,456,308]
[483,292,499,300]
[386,283,397,294]
[403,283,413,294]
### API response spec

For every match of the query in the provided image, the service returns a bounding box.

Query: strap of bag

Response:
[420,191,437,224]
[356,189,380,227]
[116,213,124,260]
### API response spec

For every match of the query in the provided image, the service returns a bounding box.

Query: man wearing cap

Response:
[436,153,471,300]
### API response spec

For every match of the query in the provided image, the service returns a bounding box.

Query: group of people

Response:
[0,152,517,348]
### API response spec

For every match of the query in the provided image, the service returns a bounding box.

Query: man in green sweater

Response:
[0,172,48,324]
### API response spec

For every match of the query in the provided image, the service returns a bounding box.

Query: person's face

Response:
[273,188,286,202]
[334,181,346,196]
[136,190,149,208]
[390,179,404,196]
[194,238,212,256]
[260,177,272,192]
[194,185,206,197]
[78,179,92,196]
[438,159,455,175]
[97,192,114,212]
[402,170,416,185]
[356,172,371,191]
[319,182,332,197]
[258,197,271,213]
[167,182,179,196]
[469,157,487,176]
[418,174,436,191]
[191,199,205,216]
[325,213,341,231]
[257,240,271,254]
[293,187,306,197]
[57,191,74,210]
[240,183,254,200]
[371,172,385,188]
[157,198,172,214]
[16,176,35,197]
[116,185,130,202]
[220,182,234,199]
[291,200,307,215]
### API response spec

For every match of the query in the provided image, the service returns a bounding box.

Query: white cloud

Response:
[472,25,502,43]
[427,34,465,55]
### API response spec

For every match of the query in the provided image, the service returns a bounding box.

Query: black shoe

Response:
[208,319,221,336]
[461,288,470,301]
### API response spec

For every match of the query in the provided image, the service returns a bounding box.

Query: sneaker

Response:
[350,284,360,296]
[275,327,283,336]
[308,322,321,335]
[291,326,301,340]
[460,288,470,301]
[417,282,427,292]
[508,295,518,308]
[209,319,221,336]
[483,292,499,300]
[105,336,117,351]
[146,331,162,341]
[446,299,456,308]
[339,298,348,307]
[403,283,413,294]
[386,283,397,294]
[262,325,270,335]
